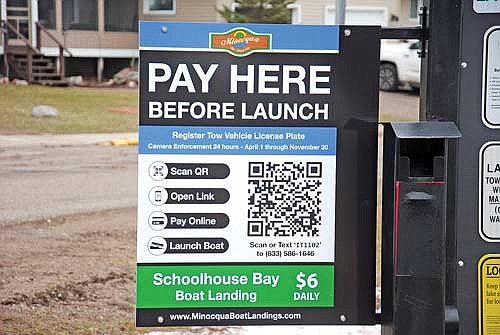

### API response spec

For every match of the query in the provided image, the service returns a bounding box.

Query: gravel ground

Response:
[0,139,137,226]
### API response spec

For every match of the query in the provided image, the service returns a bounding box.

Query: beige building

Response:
[289,0,421,26]
[0,0,422,82]
[217,0,422,26]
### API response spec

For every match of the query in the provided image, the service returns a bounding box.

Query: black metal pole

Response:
[420,0,462,122]
[419,2,462,331]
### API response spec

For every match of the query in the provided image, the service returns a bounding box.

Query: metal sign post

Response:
[335,0,346,25]
[407,1,500,334]
[136,22,380,327]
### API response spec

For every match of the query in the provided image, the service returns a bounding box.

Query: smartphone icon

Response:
[155,190,162,202]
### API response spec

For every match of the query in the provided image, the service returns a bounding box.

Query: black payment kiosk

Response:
[382,122,461,335]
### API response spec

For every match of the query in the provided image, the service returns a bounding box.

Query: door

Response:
[325,6,388,26]
[6,0,30,40]
[345,8,388,26]
[404,41,421,86]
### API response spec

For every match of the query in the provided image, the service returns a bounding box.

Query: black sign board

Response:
[137,22,380,326]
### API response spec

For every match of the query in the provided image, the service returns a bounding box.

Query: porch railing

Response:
[35,21,73,78]
[0,20,72,82]
[1,20,39,82]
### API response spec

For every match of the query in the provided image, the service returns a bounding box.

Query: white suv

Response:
[379,40,421,91]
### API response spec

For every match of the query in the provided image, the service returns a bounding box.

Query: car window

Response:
[409,41,421,50]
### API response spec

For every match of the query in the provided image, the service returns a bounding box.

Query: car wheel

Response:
[379,63,399,91]
[410,84,420,93]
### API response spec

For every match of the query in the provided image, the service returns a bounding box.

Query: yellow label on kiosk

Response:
[479,254,500,335]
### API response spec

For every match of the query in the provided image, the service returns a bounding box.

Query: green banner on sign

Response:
[137,264,334,308]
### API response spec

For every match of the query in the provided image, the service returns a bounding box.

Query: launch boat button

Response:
[164,238,229,253]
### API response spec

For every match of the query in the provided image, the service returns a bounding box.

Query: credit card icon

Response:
[151,216,165,226]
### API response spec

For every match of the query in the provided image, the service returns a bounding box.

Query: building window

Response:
[62,0,97,30]
[144,0,175,15]
[409,0,423,20]
[105,0,137,32]
[230,2,293,23]
[324,6,388,26]
[38,0,56,29]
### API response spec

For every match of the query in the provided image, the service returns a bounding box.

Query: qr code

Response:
[247,162,322,237]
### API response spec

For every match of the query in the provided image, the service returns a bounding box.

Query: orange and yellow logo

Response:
[210,28,271,57]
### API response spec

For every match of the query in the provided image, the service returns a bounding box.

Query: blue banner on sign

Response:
[139,126,336,156]
[139,21,339,53]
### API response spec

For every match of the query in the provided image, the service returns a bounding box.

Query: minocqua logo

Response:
[209,27,271,56]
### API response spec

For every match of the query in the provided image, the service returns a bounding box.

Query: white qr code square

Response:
[247,161,322,237]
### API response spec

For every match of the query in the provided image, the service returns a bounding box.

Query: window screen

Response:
[38,0,56,29]
[145,0,175,12]
[105,0,138,32]
[62,0,97,31]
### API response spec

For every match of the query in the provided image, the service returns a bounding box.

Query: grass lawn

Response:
[0,86,417,134]
[0,85,138,134]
